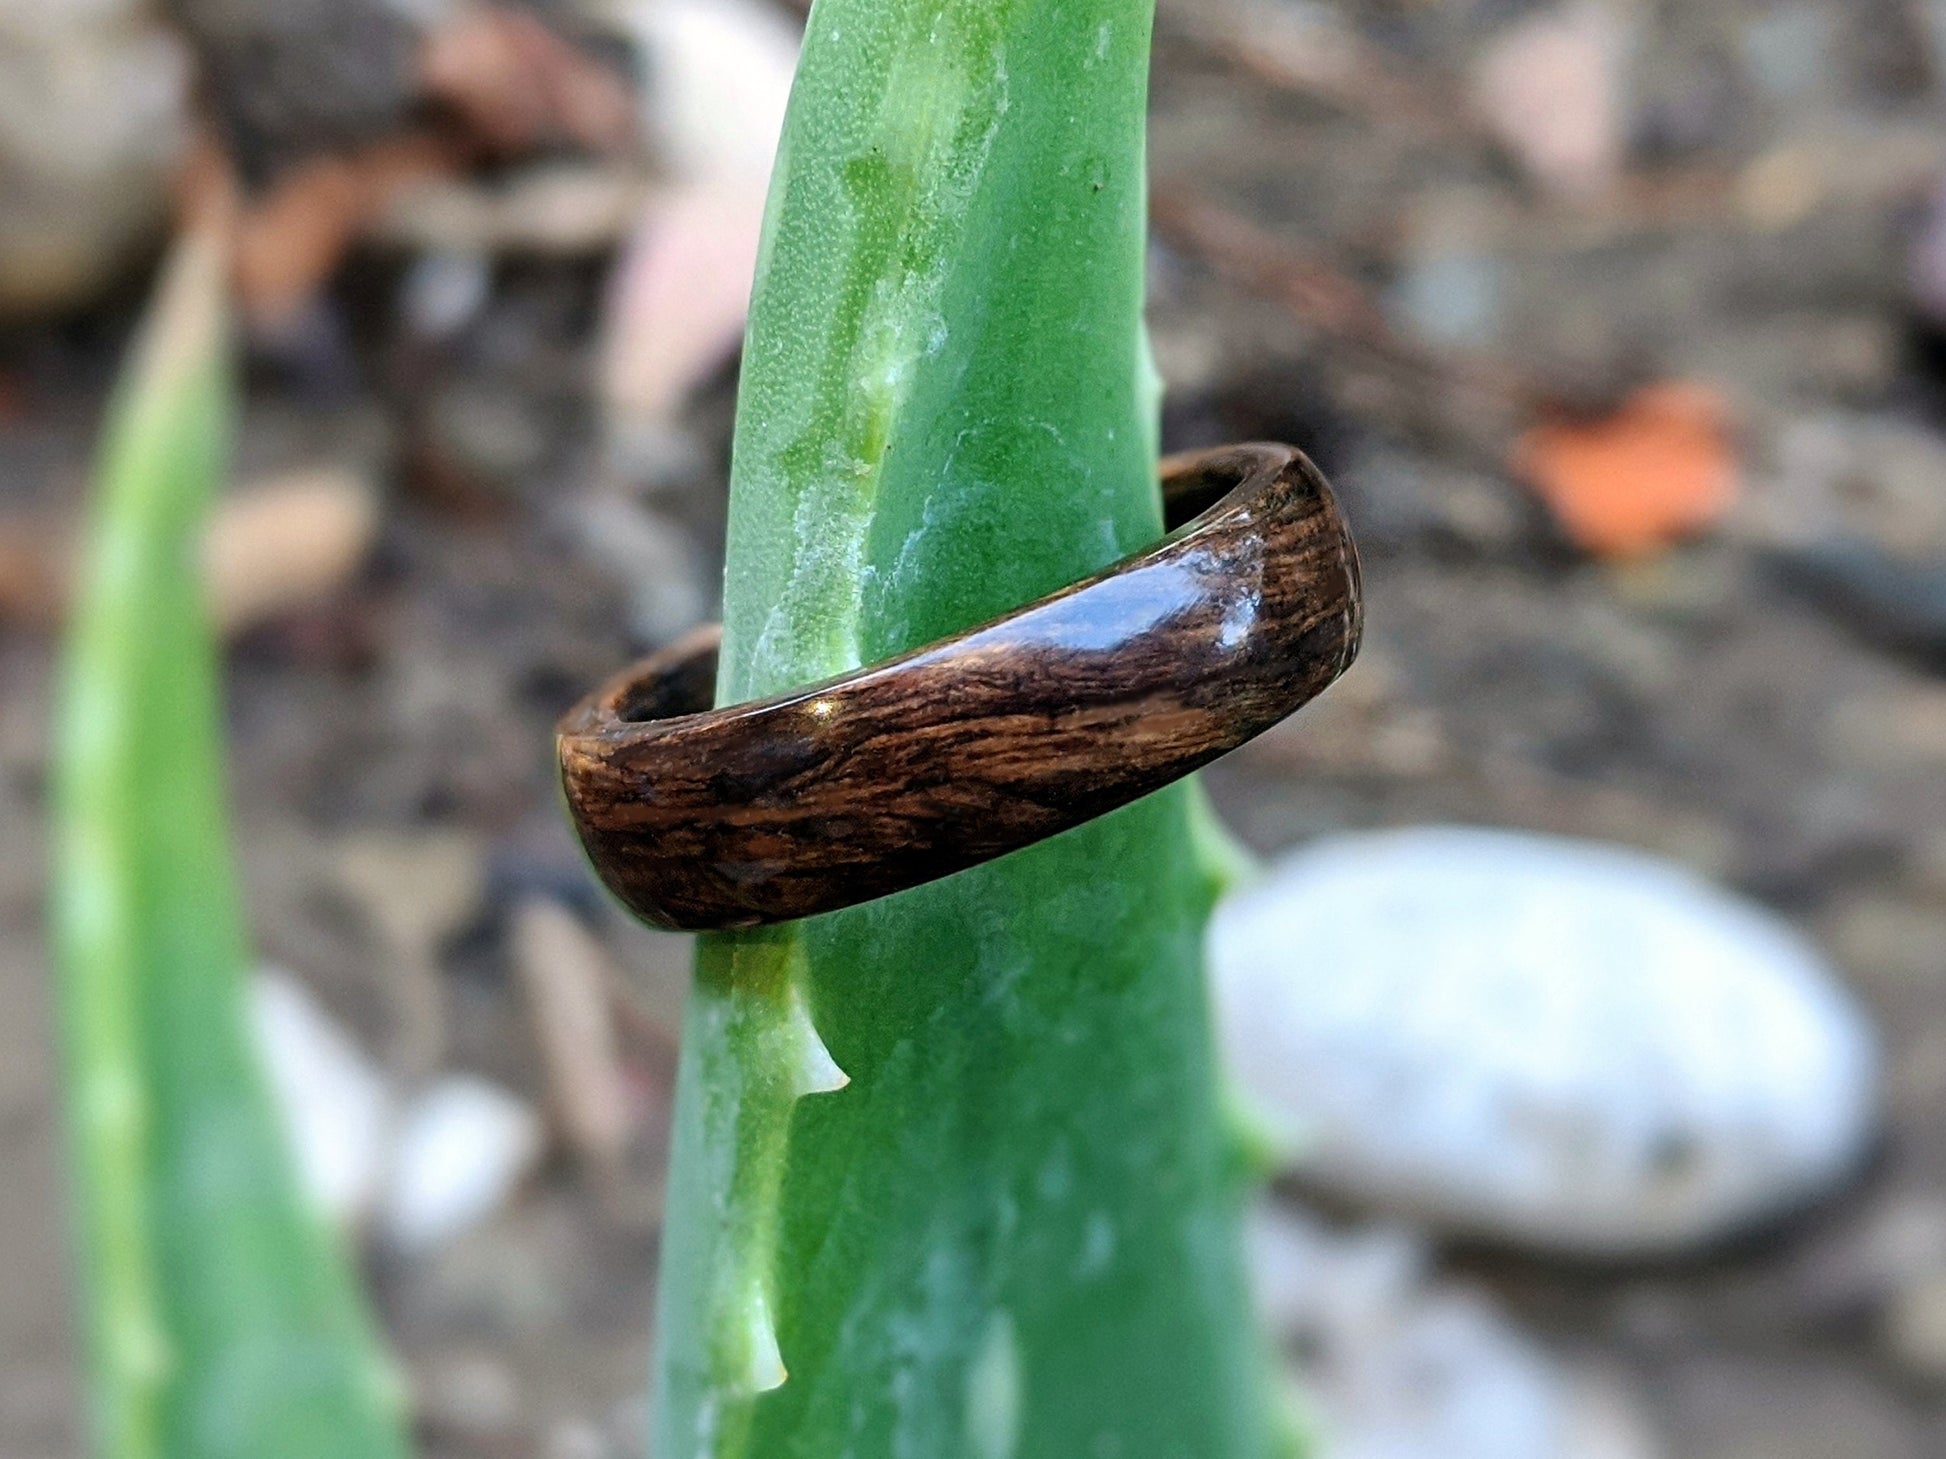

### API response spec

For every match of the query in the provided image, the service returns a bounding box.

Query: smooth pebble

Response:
[1212,827,1879,1256]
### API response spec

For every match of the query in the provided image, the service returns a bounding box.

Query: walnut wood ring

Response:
[558,442,1362,931]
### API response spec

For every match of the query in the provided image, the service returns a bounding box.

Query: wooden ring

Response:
[558,442,1362,930]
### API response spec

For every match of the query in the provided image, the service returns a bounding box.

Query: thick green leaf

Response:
[649,3,1277,1455]
[49,224,409,1459]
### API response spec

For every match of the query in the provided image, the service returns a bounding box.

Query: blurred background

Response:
[3,0,1946,1455]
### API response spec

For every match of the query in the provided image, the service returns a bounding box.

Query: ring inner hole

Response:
[1162,458,1250,531]
[617,651,718,723]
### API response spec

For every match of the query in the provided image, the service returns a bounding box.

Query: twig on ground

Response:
[1150,184,1622,449]
[1158,0,1483,147]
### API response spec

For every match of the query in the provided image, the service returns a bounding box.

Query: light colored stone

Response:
[381,1075,545,1254]
[251,968,393,1227]
[202,466,379,635]
[1791,1193,1946,1320]
[1249,1203,1662,1459]
[598,0,797,183]
[1470,4,1626,202]
[255,967,545,1254]
[372,164,649,256]
[1884,1271,1946,1384]
[1746,410,1946,555]
[0,1,189,314]
[1212,827,1879,1256]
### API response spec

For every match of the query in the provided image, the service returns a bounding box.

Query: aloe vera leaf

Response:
[646,2,1276,1455]
[49,222,409,1459]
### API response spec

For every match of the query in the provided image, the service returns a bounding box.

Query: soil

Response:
[5,1,1946,1454]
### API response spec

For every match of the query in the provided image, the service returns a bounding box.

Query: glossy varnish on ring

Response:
[558,443,1362,931]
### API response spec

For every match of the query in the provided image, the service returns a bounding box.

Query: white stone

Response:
[254,968,548,1254]
[1249,1203,1662,1459]
[1212,827,1879,1256]
[0,1,190,314]
[251,969,392,1227]
[597,0,797,182]
[381,1076,545,1255]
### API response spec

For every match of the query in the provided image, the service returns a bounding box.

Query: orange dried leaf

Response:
[1515,381,1738,557]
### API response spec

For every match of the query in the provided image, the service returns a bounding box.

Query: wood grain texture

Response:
[558,443,1362,930]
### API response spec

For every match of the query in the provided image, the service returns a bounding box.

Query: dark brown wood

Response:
[558,442,1362,931]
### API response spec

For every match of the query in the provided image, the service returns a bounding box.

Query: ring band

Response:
[559,442,1362,931]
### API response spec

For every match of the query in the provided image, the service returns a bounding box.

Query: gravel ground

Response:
[6,1,1946,1454]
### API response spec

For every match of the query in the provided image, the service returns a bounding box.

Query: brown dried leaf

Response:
[233,135,453,326]
[510,898,633,1177]
[420,6,638,158]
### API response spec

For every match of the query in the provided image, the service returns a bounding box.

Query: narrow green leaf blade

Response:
[649,3,1278,1455]
[49,225,410,1459]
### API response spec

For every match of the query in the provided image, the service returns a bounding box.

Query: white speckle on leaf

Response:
[1079,1211,1117,1277]
[885,489,956,601]
[1036,1145,1073,1203]
[966,1311,1021,1459]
